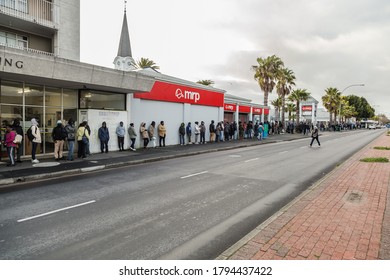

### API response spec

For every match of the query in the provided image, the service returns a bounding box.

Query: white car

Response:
[368,124,376,129]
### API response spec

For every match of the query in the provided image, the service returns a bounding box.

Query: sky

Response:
[80,0,390,115]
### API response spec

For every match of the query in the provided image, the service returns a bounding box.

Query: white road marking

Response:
[180,171,208,179]
[244,158,259,163]
[279,151,288,154]
[17,200,96,223]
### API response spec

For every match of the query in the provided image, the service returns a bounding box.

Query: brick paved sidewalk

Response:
[222,133,390,260]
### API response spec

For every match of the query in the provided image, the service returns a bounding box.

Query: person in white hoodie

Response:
[30,118,41,163]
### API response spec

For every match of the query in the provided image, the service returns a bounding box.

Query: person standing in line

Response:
[12,119,23,163]
[84,120,91,156]
[215,122,221,142]
[98,121,110,153]
[52,120,67,160]
[77,121,89,159]
[30,118,41,164]
[199,121,206,144]
[149,121,157,148]
[116,121,125,151]
[4,124,16,166]
[209,120,216,142]
[309,125,321,147]
[194,121,200,144]
[158,121,166,147]
[140,122,149,149]
[219,122,224,142]
[258,122,264,141]
[179,123,185,145]
[65,118,76,161]
[128,123,137,151]
[186,122,192,144]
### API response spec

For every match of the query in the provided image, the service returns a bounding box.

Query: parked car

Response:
[369,124,376,129]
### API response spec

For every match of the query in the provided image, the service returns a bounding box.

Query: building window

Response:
[80,90,125,111]
[0,0,28,13]
[0,30,28,49]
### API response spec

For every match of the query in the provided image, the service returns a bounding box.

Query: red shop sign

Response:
[264,108,270,115]
[134,81,224,107]
[252,107,262,114]
[302,105,312,111]
[224,103,236,111]
[239,105,251,113]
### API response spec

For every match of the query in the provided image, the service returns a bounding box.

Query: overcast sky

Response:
[80,0,390,115]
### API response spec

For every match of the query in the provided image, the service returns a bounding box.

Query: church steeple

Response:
[114,1,135,71]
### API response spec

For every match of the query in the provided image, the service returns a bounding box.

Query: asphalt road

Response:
[0,129,384,259]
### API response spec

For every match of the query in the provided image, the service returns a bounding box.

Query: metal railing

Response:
[0,41,54,56]
[0,0,59,28]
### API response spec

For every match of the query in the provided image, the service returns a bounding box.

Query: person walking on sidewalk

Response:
[158,121,166,147]
[128,123,137,151]
[52,120,67,160]
[98,121,110,153]
[309,125,321,147]
[116,121,125,151]
[179,123,185,145]
[4,124,17,166]
[65,118,76,161]
[30,118,41,164]
[149,121,157,148]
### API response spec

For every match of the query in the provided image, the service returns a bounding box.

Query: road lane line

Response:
[244,158,259,163]
[180,171,208,179]
[279,151,288,154]
[17,200,96,223]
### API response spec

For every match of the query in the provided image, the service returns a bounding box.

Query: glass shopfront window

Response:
[25,84,44,106]
[0,80,23,104]
[80,90,125,110]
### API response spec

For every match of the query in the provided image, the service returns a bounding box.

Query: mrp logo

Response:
[225,105,234,111]
[175,88,200,103]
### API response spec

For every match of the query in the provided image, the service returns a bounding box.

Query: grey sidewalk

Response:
[0,132,311,188]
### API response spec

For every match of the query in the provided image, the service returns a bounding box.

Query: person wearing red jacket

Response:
[4,124,17,166]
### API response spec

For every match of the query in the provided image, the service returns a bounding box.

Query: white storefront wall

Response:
[79,109,128,153]
[129,96,222,148]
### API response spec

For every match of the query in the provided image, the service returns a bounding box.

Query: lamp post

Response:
[339,83,365,123]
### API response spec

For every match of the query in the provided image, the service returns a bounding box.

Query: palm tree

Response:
[252,55,284,120]
[322,87,341,124]
[276,67,296,126]
[133,57,160,70]
[196,80,214,86]
[288,88,310,126]
[271,97,283,122]
[286,102,297,121]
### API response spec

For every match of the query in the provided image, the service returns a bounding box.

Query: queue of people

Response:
[1,118,273,167]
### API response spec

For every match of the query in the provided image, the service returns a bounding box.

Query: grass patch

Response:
[360,157,389,163]
[374,146,390,150]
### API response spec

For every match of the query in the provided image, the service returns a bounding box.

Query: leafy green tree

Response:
[288,88,310,126]
[345,95,375,120]
[133,57,160,70]
[252,55,284,120]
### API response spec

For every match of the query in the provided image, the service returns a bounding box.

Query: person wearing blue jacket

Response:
[98,121,110,153]
[186,122,192,144]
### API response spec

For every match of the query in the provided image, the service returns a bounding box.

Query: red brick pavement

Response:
[225,133,390,260]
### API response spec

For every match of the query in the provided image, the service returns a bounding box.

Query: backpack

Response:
[27,126,36,141]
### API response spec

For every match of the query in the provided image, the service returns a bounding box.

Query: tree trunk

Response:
[264,90,269,121]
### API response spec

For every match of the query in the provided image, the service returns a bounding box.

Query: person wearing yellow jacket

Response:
[77,121,90,158]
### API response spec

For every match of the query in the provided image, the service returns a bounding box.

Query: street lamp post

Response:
[339,83,365,123]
